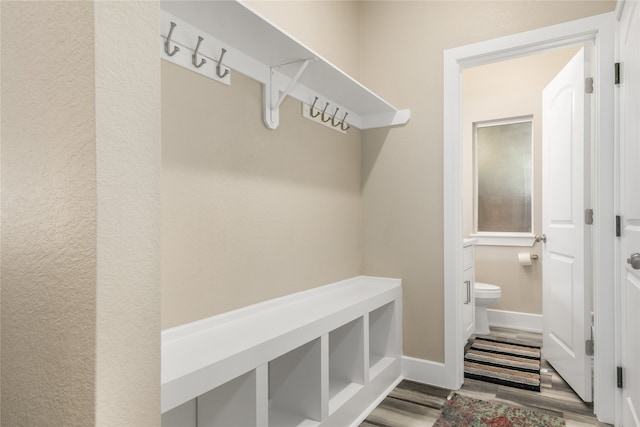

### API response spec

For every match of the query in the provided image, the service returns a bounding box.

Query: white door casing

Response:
[618,1,640,425]
[541,47,593,403]
[442,13,615,422]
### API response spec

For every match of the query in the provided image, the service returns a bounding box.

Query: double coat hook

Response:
[192,36,206,68]
[165,22,180,57]
[310,97,321,118]
[321,103,332,123]
[217,48,229,78]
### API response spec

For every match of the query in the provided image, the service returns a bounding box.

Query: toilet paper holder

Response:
[530,254,539,260]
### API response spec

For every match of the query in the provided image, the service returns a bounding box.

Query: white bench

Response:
[162,275,402,427]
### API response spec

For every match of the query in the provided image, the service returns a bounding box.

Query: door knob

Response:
[535,234,547,243]
[628,253,640,270]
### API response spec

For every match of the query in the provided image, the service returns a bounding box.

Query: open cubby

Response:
[161,399,196,427]
[368,301,397,380]
[197,369,261,427]
[269,338,324,426]
[328,317,365,414]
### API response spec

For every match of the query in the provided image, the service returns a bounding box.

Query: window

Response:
[474,118,533,236]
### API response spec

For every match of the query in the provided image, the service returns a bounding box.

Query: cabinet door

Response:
[463,268,475,342]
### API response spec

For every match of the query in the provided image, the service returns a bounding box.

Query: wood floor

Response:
[361,327,612,427]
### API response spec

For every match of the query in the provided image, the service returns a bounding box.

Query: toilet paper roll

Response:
[518,252,533,266]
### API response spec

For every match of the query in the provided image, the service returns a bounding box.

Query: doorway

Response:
[442,12,616,423]
[461,45,592,400]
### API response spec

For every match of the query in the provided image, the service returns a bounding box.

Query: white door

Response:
[541,47,593,402]
[618,1,640,425]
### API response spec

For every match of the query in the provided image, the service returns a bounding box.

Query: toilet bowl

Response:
[474,282,502,335]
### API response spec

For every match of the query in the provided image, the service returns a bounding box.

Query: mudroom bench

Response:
[161,275,402,427]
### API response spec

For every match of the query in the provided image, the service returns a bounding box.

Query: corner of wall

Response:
[94,1,161,425]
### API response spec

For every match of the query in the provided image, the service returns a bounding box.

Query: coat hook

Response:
[164,22,180,57]
[192,36,206,68]
[321,103,331,122]
[216,48,229,78]
[331,108,341,127]
[310,97,321,118]
[340,112,350,131]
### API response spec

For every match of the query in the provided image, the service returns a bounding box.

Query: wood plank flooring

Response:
[361,327,612,427]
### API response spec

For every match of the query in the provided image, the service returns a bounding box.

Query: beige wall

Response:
[94,2,161,425]
[359,1,614,362]
[463,47,580,315]
[161,64,362,328]
[2,3,97,424]
[246,1,361,79]
[1,1,160,425]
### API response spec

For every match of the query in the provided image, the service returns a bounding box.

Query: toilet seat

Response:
[475,282,501,299]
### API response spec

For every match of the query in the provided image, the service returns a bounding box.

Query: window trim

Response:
[473,115,534,238]
[469,232,536,247]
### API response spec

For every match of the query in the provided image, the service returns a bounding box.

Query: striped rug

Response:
[464,337,541,392]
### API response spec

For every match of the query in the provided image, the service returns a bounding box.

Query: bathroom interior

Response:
[461,45,584,363]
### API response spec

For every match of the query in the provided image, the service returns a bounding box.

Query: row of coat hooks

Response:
[164,18,351,132]
[164,21,229,78]
[310,97,350,131]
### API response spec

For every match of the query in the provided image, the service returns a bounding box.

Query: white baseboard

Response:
[399,310,542,394]
[487,309,542,333]
[402,356,457,390]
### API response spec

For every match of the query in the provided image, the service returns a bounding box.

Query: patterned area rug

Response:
[464,337,541,391]
[433,393,565,426]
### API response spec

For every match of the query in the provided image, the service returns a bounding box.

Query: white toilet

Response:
[474,282,502,335]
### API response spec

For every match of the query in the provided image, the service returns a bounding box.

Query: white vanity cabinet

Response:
[462,239,476,342]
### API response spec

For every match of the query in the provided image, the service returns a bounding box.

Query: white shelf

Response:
[328,380,364,415]
[160,0,410,130]
[161,276,402,426]
[268,407,320,427]
[369,355,396,381]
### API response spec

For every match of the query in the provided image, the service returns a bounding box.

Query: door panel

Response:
[619,0,640,425]
[542,47,592,402]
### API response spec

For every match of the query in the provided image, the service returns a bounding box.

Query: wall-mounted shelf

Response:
[161,276,402,427]
[160,0,411,131]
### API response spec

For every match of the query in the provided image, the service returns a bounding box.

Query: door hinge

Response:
[585,77,594,94]
[615,62,621,85]
[617,366,624,388]
[585,208,594,225]
[585,339,594,356]
[616,215,621,237]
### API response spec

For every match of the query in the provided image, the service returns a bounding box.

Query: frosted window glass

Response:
[475,120,532,233]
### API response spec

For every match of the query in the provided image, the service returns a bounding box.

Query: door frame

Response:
[443,12,616,423]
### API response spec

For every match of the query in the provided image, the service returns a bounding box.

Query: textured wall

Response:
[161,63,362,329]
[94,2,161,425]
[1,1,161,425]
[463,47,580,315]
[1,2,97,424]
[359,1,615,362]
